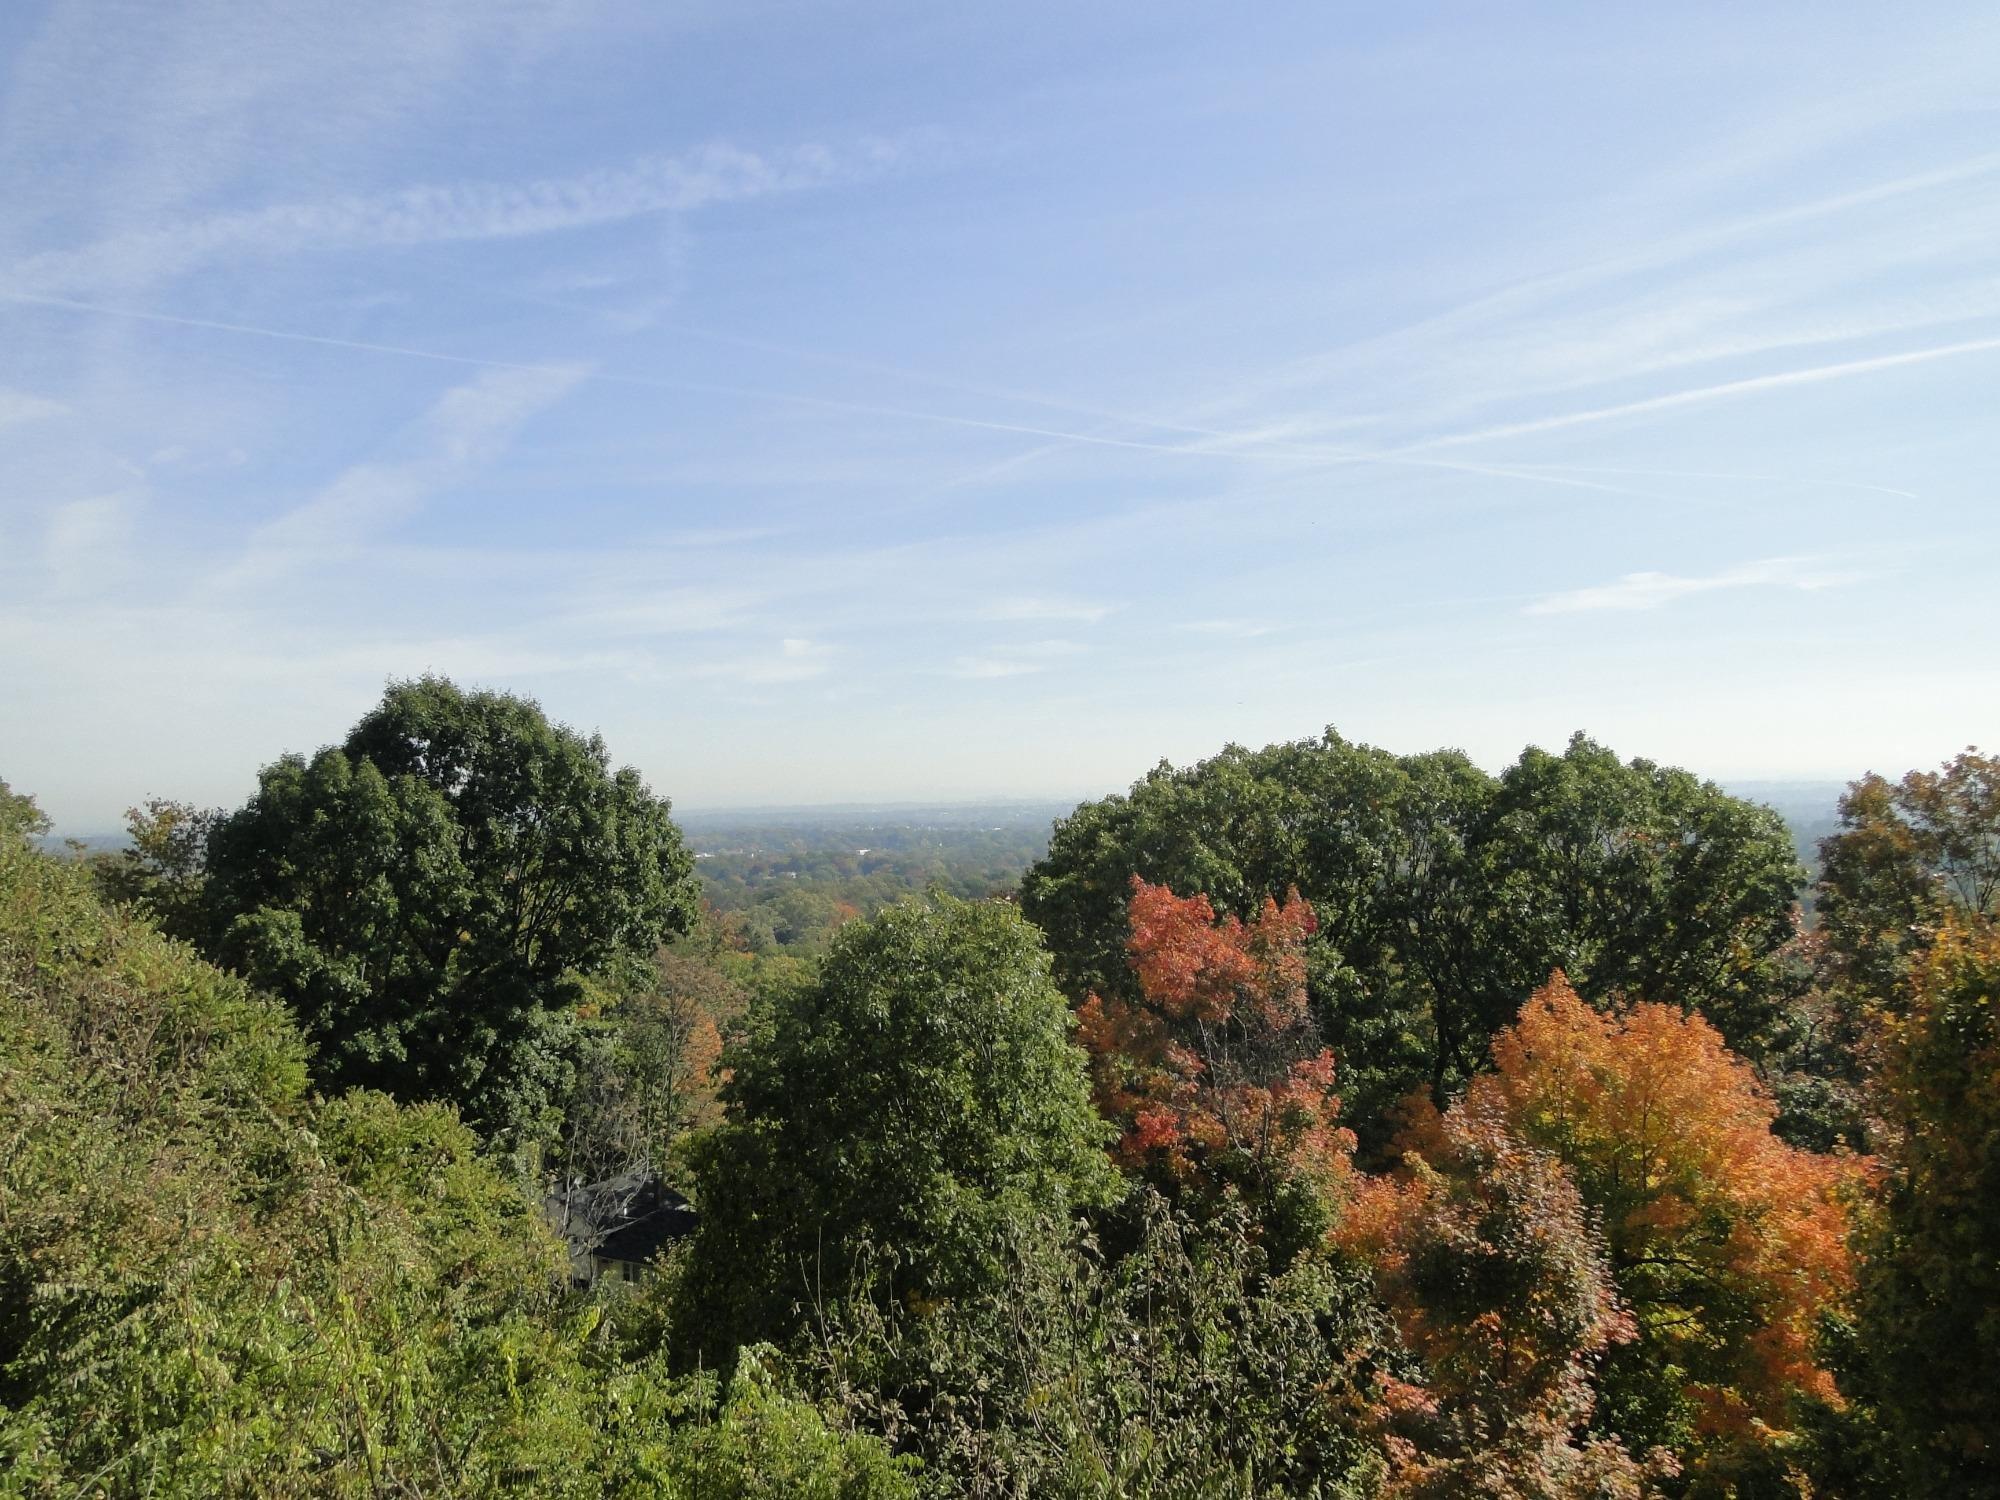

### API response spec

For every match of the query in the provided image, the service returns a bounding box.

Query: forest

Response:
[3,675,1996,1498]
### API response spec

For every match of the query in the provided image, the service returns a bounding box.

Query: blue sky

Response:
[3,2,1998,831]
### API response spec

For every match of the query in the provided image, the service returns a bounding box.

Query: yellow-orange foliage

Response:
[1338,1094,1656,1496]
[1469,973,1864,1437]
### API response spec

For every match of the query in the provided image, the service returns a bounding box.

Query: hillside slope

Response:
[0,815,911,1498]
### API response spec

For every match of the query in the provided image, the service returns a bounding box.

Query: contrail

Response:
[0,290,1282,460]
[1414,336,2000,450]
[3,290,1941,513]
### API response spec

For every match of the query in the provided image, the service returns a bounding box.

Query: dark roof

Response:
[545,1168,698,1266]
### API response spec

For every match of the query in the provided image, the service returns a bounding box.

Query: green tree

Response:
[0,777,50,845]
[1818,748,2000,1004]
[0,822,912,1498]
[1855,918,2000,1494]
[202,676,698,1141]
[1023,730,1802,1133]
[92,797,217,942]
[678,895,1117,1361]
[809,1192,1387,1498]
[1478,736,1803,1064]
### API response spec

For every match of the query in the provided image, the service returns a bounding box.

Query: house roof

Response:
[545,1168,698,1266]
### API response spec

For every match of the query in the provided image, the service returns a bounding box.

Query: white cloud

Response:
[695,638,835,686]
[981,597,1116,624]
[42,492,138,596]
[561,588,766,639]
[950,657,1045,679]
[1178,618,1283,639]
[1525,556,1860,616]
[232,364,585,572]
[0,389,64,427]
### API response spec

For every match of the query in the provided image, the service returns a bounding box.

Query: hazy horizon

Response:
[5,3,1998,832]
[30,740,1862,844]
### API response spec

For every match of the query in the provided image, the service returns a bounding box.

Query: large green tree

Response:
[678,895,1117,1361]
[202,677,698,1139]
[1022,730,1802,1130]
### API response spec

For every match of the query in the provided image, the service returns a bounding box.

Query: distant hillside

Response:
[1725,780,1848,874]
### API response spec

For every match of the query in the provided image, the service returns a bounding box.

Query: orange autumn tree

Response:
[1460,973,1864,1470]
[1338,1093,1663,1498]
[1078,877,1352,1250]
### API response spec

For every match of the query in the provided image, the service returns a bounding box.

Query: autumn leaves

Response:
[1079,875,1866,1487]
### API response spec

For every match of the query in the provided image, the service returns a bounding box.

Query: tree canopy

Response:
[680,894,1117,1359]
[1461,974,1863,1479]
[0,783,912,1499]
[1854,917,2000,1491]
[1023,729,1803,1131]
[202,676,699,1138]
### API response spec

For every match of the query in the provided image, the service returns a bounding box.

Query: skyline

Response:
[4,2,1999,832]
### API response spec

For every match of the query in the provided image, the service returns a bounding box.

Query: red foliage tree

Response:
[1078,878,1353,1227]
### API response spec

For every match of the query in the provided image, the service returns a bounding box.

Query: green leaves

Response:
[0,791,913,1499]
[679,896,1116,1359]
[1024,729,1803,1136]
[201,677,699,1143]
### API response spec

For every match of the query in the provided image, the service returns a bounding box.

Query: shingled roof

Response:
[544,1168,698,1274]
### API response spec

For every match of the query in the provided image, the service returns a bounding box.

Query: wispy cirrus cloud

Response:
[226,364,586,580]
[1423,334,2000,452]
[5,138,923,297]
[1525,556,1861,616]
[981,597,1117,624]
[0,388,64,426]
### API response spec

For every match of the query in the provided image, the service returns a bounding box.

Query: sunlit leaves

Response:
[1471,974,1865,1468]
[1079,878,1353,1241]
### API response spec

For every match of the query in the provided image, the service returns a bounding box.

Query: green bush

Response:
[0,817,910,1498]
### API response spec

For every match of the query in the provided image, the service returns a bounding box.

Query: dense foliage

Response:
[1078,878,1350,1262]
[1339,1096,1660,1496]
[1023,731,1802,1133]
[1461,976,1862,1480]
[201,677,700,1142]
[677,896,1118,1362]
[0,783,912,1498]
[1853,918,2000,1491]
[14,721,2000,1497]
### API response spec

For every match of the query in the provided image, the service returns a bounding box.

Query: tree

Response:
[678,896,1117,1361]
[558,947,734,1186]
[1338,1094,1660,1497]
[0,777,50,846]
[1022,730,1803,1137]
[1077,878,1352,1260]
[1468,975,1863,1477]
[1855,918,2000,1494]
[93,797,217,943]
[0,824,914,1498]
[1478,737,1803,1064]
[202,676,698,1141]
[808,1190,1387,1497]
[1818,748,2000,1004]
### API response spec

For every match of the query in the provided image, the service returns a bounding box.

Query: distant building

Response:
[544,1168,698,1285]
